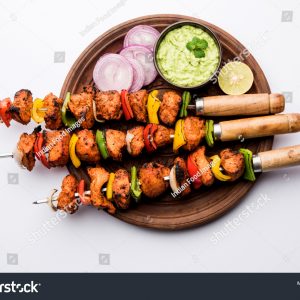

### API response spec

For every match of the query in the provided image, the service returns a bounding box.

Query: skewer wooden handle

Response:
[218,113,300,141]
[257,145,300,172]
[202,93,285,116]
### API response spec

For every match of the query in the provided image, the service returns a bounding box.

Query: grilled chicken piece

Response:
[128,90,148,123]
[191,146,214,186]
[153,125,174,148]
[94,91,122,121]
[44,131,70,167]
[82,84,96,95]
[159,91,181,126]
[75,130,100,164]
[9,89,33,125]
[173,157,191,196]
[88,167,116,214]
[43,93,63,130]
[126,126,144,157]
[113,169,131,209]
[105,129,126,161]
[69,92,94,129]
[57,175,79,214]
[139,162,170,198]
[183,117,205,151]
[220,148,245,181]
[16,131,37,171]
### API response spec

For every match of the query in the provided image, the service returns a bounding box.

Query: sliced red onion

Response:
[126,58,145,92]
[124,25,160,50]
[120,45,157,85]
[13,147,24,168]
[169,166,179,193]
[93,54,133,91]
[92,100,105,123]
[126,132,135,154]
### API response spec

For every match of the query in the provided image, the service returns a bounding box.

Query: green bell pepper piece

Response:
[61,92,77,127]
[130,166,142,202]
[239,148,256,181]
[96,130,109,160]
[205,119,215,148]
[179,91,191,118]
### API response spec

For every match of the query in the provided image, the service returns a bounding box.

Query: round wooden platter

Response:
[61,14,272,230]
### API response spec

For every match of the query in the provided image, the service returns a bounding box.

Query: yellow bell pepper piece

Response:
[210,155,231,181]
[106,173,115,200]
[147,90,161,124]
[173,119,186,152]
[31,98,46,123]
[69,134,81,168]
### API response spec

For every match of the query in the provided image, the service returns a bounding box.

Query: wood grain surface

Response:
[258,144,300,172]
[61,14,273,230]
[219,113,300,141]
[202,93,284,116]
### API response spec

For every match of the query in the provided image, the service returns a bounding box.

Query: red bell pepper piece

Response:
[150,124,158,150]
[143,124,158,153]
[121,89,133,121]
[77,179,89,205]
[34,133,41,160]
[34,133,50,169]
[0,98,12,127]
[187,155,202,189]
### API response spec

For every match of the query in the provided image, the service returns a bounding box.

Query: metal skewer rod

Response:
[33,176,171,205]
[0,153,13,158]
[33,191,92,205]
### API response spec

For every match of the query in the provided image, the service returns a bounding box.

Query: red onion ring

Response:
[120,45,157,86]
[124,25,160,50]
[93,54,133,91]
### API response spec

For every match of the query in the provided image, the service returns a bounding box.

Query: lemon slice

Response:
[218,62,254,95]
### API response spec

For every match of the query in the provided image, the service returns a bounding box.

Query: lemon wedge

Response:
[218,61,254,95]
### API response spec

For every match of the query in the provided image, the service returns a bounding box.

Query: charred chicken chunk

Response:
[220,148,245,181]
[191,146,214,186]
[173,157,191,196]
[44,131,70,167]
[153,125,174,148]
[88,167,116,214]
[105,129,126,161]
[43,93,63,130]
[9,89,33,125]
[183,117,205,151]
[126,126,144,157]
[139,162,170,198]
[16,130,37,171]
[69,92,94,129]
[82,84,96,95]
[128,90,148,123]
[94,91,122,121]
[159,91,181,126]
[112,169,131,210]
[57,175,79,214]
[75,130,100,164]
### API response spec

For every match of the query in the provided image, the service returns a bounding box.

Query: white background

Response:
[0,0,300,272]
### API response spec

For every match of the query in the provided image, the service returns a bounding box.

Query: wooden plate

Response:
[61,14,272,230]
